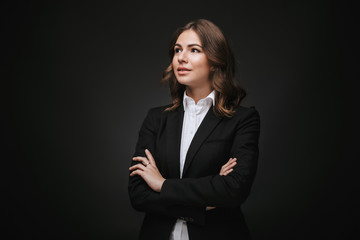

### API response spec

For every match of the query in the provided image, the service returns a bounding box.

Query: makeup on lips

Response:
[177,67,191,75]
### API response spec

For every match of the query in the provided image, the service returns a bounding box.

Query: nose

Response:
[177,50,188,63]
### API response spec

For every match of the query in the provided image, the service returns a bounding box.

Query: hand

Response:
[129,149,166,193]
[220,158,237,176]
[206,157,237,211]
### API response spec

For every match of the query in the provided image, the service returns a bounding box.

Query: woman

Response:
[128,19,260,240]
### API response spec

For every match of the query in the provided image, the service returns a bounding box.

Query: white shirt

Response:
[169,90,215,240]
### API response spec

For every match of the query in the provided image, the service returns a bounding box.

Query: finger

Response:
[145,149,156,166]
[129,169,144,177]
[229,157,237,163]
[220,160,233,171]
[222,168,234,176]
[129,163,147,172]
[222,158,234,168]
[132,156,148,162]
[220,168,234,176]
[220,162,236,175]
[221,161,237,172]
[132,156,150,166]
[223,158,237,168]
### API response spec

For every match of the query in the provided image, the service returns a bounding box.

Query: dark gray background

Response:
[2,0,358,239]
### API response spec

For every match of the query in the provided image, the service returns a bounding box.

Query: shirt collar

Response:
[183,90,215,113]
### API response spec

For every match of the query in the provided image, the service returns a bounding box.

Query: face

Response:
[172,30,212,89]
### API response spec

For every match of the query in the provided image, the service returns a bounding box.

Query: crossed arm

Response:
[128,107,259,223]
[129,149,237,210]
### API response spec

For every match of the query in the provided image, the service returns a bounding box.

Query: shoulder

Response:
[146,104,173,118]
[139,104,172,132]
[232,105,260,120]
[227,106,261,134]
[229,105,261,130]
[141,104,173,126]
[147,104,172,114]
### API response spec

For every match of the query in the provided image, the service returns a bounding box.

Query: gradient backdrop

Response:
[2,0,358,239]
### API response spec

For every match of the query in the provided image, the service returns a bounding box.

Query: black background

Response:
[2,0,358,239]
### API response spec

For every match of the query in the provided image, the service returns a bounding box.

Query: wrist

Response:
[157,178,166,192]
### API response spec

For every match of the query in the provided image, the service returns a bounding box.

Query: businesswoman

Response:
[128,19,260,240]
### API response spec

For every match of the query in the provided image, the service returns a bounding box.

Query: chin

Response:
[175,75,187,82]
[176,77,193,86]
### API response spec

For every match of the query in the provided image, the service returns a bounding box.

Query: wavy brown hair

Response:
[161,19,246,118]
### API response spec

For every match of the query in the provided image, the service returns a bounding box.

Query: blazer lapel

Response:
[165,105,184,179]
[182,107,222,177]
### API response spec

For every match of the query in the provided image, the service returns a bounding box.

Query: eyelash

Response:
[174,48,201,53]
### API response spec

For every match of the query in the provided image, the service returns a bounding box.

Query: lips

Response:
[178,67,190,71]
[177,67,191,75]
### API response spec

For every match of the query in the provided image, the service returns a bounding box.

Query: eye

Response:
[174,48,181,53]
[191,48,200,53]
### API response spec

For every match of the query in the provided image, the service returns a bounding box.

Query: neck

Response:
[185,86,212,104]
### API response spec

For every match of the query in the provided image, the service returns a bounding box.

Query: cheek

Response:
[193,56,210,71]
[171,59,177,72]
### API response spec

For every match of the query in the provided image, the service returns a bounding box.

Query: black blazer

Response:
[128,103,260,240]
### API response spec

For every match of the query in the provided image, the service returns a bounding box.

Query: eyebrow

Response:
[175,43,203,48]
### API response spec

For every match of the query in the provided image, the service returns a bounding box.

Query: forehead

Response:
[176,30,202,45]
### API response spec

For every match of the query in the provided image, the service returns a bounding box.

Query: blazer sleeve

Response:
[160,108,260,208]
[128,107,206,225]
